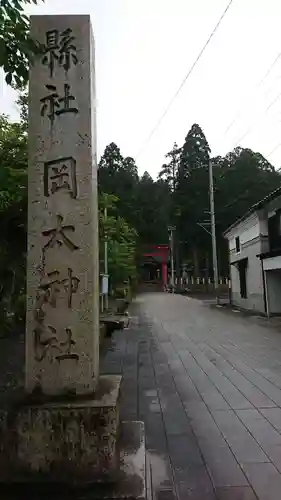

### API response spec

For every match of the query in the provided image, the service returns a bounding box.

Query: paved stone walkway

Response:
[101,293,281,500]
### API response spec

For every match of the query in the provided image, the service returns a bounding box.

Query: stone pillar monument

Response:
[26,14,99,396]
[0,16,145,496]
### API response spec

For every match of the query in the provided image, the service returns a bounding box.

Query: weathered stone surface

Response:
[26,14,99,396]
[0,375,121,483]
[0,421,146,499]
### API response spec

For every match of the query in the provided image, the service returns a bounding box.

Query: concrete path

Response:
[101,293,281,500]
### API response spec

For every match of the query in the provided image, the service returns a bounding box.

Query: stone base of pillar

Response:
[0,375,125,482]
[0,375,146,498]
[0,421,146,499]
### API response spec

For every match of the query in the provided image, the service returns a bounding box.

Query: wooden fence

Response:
[173,276,230,294]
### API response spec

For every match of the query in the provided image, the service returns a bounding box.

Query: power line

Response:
[223,51,281,137]
[267,141,281,158]
[232,88,281,148]
[136,0,235,160]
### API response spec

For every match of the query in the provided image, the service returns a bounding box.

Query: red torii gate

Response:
[142,244,169,287]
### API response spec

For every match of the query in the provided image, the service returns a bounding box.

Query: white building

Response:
[224,187,281,316]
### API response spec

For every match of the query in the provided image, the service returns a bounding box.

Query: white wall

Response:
[229,239,265,313]
[226,212,269,313]
[228,214,260,254]
[266,270,281,314]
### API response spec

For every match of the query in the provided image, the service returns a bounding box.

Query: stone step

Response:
[100,316,130,337]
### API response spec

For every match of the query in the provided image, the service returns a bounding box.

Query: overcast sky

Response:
[1,0,281,177]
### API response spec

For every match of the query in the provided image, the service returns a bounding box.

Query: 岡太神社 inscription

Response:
[44,157,77,198]
[39,267,80,308]
[42,214,79,254]
[33,286,79,363]
[34,212,80,363]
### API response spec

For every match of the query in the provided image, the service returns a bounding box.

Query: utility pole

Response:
[209,159,219,305]
[168,225,176,293]
[104,206,109,310]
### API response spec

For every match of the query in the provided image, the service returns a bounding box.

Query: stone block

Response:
[0,375,121,483]
[0,421,146,500]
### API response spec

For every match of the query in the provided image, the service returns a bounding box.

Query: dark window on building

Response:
[235,236,240,253]
[238,260,247,299]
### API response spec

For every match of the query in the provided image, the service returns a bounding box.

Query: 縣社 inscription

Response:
[40,83,78,123]
[42,28,78,77]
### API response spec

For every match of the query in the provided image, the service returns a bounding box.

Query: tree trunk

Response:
[175,234,181,280]
[192,246,200,277]
[205,252,209,292]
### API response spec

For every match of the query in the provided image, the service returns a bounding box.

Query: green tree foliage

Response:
[0,0,42,86]
[0,111,139,329]
[98,143,169,246]
[158,142,181,192]
[0,113,27,330]
[158,142,181,240]
[135,172,170,245]
[99,193,137,288]
[0,107,139,328]
[175,124,211,274]
[169,126,281,276]
[98,142,139,225]
[214,147,281,230]
[2,88,281,333]
[213,147,281,273]
[98,132,281,279]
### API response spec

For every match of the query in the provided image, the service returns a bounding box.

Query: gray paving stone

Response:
[200,388,232,410]
[168,359,186,375]
[163,411,191,436]
[167,433,203,469]
[211,410,269,464]
[154,489,177,500]
[184,405,248,487]
[194,343,276,409]
[161,342,178,360]
[138,376,157,390]
[155,377,176,392]
[145,415,168,453]
[204,448,248,488]
[260,407,281,432]
[216,486,259,499]
[212,344,281,407]
[236,409,281,472]
[175,466,216,499]
[177,350,231,410]
[151,353,168,364]
[243,462,281,500]
[185,402,225,440]
[101,294,281,499]
[181,339,254,410]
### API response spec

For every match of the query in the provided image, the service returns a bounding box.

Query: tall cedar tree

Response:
[175,124,211,275]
